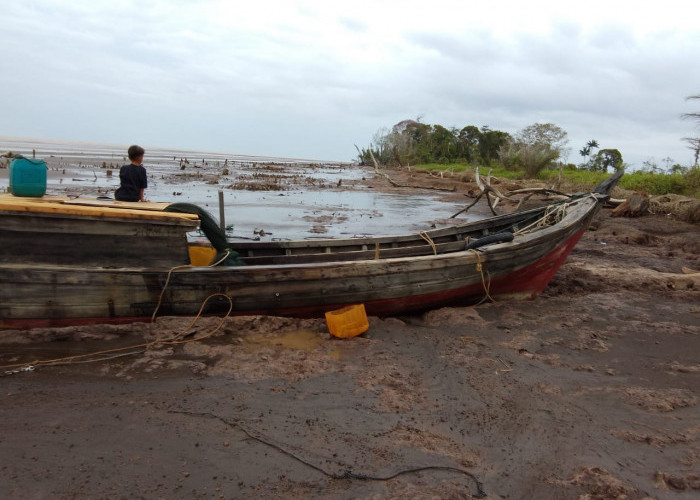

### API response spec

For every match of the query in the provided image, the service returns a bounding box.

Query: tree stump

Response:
[611,193,650,217]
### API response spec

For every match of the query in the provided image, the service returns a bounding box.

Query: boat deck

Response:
[0,193,200,223]
[0,193,199,268]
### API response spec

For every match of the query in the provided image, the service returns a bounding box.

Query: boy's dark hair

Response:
[127,145,145,161]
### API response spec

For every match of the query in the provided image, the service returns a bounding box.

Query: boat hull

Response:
[0,196,596,328]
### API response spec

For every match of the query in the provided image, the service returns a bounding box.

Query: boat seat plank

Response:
[238,239,471,265]
[62,199,172,211]
[0,194,199,223]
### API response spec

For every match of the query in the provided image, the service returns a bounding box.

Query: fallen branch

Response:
[513,193,534,211]
[450,195,485,218]
[504,187,570,198]
[367,150,455,192]
[452,168,579,217]
[451,168,510,217]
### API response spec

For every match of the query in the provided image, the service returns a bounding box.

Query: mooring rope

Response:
[2,250,235,373]
[418,231,438,255]
[150,250,231,322]
[468,249,494,303]
[0,293,234,373]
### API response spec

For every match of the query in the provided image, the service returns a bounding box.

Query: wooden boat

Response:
[0,172,621,328]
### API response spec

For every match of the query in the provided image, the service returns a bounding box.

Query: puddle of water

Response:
[243,330,324,351]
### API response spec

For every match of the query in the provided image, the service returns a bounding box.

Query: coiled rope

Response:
[513,194,597,236]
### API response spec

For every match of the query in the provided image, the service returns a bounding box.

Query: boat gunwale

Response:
[2,195,599,274]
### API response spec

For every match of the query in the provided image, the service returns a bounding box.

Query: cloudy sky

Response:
[2,0,699,167]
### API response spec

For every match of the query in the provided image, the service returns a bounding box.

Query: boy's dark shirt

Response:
[115,164,147,202]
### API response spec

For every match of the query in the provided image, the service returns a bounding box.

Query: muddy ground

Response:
[1,166,699,499]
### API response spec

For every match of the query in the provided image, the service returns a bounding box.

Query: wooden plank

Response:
[238,240,470,265]
[0,194,199,222]
[61,198,172,211]
[0,193,170,211]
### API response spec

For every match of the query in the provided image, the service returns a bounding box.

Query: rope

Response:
[0,293,234,373]
[513,194,598,236]
[468,249,494,303]
[3,239,239,374]
[151,265,191,322]
[151,250,231,322]
[513,202,566,235]
[418,231,437,255]
[3,242,236,373]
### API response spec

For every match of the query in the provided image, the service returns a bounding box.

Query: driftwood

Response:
[450,168,518,218]
[506,187,570,198]
[451,168,579,218]
[366,149,456,192]
[607,198,627,206]
[451,169,497,217]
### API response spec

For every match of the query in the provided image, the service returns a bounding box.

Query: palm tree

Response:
[579,145,591,161]
[579,139,598,168]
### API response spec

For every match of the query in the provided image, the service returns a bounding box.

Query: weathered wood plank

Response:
[0,193,199,222]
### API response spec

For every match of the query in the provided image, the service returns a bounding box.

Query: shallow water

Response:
[243,330,325,351]
[1,137,485,238]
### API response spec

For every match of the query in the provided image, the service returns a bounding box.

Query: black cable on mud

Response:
[170,409,487,498]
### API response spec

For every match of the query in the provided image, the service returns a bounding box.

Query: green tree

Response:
[501,122,569,177]
[592,149,624,173]
[479,126,511,164]
[578,139,598,168]
[516,123,569,153]
[382,119,432,165]
[458,125,482,163]
[430,125,456,163]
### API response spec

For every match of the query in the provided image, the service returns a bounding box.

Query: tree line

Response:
[357,119,624,178]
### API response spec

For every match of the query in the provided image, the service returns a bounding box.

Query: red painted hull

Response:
[2,178,622,329]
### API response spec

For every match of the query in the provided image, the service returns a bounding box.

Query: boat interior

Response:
[0,193,580,268]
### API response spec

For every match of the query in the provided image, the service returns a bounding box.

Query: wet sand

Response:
[1,155,699,499]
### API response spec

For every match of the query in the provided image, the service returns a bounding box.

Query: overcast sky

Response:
[2,0,699,168]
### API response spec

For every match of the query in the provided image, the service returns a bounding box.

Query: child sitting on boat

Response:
[115,145,149,202]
